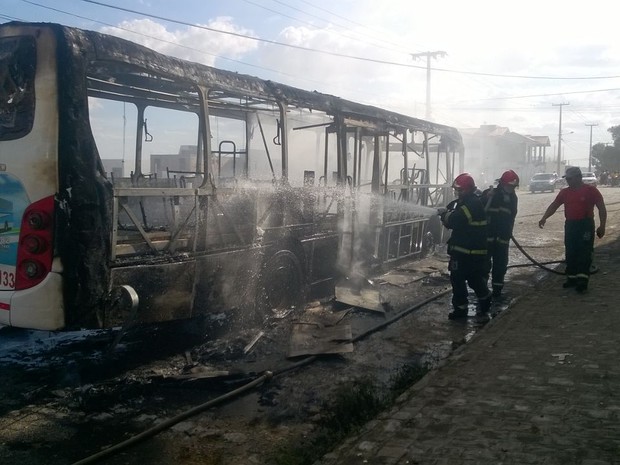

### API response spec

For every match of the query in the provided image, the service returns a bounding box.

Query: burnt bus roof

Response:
[5,21,463,147]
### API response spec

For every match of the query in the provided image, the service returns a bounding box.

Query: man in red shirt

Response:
[538,166,607,292]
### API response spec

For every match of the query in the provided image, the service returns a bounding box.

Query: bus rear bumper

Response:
[0,272,65,330]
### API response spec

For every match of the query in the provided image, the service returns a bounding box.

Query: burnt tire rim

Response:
[256,250,304,317]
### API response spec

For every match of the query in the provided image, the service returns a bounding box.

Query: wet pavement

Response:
[1,190,619,465]
[316,235,620,464]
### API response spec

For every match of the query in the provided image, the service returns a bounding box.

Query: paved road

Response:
[1,188,618,465]
[316,189,620,464]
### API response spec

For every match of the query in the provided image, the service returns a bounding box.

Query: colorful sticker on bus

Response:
[0,172,30,290]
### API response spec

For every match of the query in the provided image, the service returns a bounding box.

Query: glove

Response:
[446,200,458,211]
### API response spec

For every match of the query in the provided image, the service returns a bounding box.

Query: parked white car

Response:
[555,171,598,188]
[529,173,559,193]
[581,172,598,186]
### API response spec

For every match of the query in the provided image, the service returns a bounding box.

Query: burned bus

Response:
[0,22,462,331]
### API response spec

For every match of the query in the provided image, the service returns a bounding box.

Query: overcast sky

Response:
[3,0,619,167]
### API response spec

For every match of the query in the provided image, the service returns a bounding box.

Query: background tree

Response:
[592,125,620,173]
[609,125,620,147]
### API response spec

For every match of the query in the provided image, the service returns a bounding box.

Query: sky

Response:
[2,0,619,167]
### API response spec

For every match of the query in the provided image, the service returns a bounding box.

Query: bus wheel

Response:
[422,216,440,257]
[422,231,435,257]
[255,250,305,323]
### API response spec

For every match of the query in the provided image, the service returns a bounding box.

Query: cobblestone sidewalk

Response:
[316,238,620,465]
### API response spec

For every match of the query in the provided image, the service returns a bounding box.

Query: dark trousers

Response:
[486,239,510,292]
[449,254,491,311]
[565,218,594,286]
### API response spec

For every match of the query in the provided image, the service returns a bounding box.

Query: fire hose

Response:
[508,235,565,275]
[439,203,598,276]
[71,290,451,465]
[509,235,598,275]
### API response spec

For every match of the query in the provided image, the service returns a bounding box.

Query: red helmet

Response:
[452,173,476,192]
[500,170,519,186]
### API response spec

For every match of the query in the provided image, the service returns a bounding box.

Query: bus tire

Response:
[422,216,441,257]
[422,231,435,257]
[254,249,305,323]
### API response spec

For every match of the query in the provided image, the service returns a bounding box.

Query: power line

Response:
[70,0,620,81]
[299,0,428,55]
[76,0,430,69]
[0,13,26,21]
[296,0,447,56]
[17,0,392,107]
[444,106,620,112]
[19,0,331,87]
[260,0,412,55]
[454,87,620,103]
[12,1,616,152]
[16,0,620,115]
[298,0,400,43]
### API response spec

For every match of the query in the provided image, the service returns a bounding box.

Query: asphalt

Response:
[316,237,620,465]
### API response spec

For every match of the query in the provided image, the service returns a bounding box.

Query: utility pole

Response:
[586,123,598,171]
[553,102,569,174]
[411,51,447,120]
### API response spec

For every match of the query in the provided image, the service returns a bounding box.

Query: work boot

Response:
[492,286,502,299]
[562,279,577,288]
[576,279,588,293]
[478,296,492,314]
[448,306,468,320]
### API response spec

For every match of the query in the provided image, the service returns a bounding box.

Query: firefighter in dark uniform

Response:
[440,173,492,319]
[480,170,519,299]
[538,166,606,293]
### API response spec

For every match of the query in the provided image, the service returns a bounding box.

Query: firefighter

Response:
[440,173,492,319]
[480,170,519,299]
[538,166,606,293]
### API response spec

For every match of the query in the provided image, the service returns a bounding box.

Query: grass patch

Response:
[267,363,429,465]
[388,363,429,401]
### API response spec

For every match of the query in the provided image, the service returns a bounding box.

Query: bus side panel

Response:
[109,260,196,327]
[55,26,114,328]
[107,248,263,328]
[301,234,339,298]
[0,173,26,292]
[8,271,64,330]
[192,248,263,320]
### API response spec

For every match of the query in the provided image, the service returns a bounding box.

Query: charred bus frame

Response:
[0,23,463,330]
